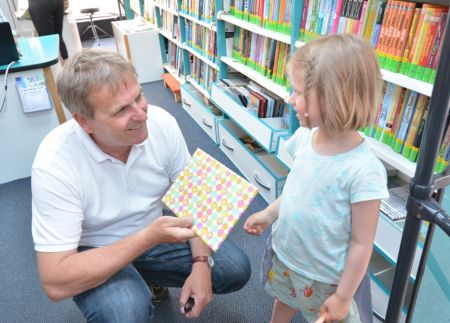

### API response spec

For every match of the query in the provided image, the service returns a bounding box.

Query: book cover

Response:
[163,149,259,252]
[409,104,429,162]
[423,10,447,83]
[399,7,420,74]
[393,90,418,153]
[402,94,428,158]
[405,4,429,76]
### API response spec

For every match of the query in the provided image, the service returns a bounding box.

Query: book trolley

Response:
[125,0,449,320]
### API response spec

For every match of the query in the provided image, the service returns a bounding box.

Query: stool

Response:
[162,73,181,103]
[80,8,112,44]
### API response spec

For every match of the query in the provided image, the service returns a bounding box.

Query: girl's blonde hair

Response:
[287,34,381,135]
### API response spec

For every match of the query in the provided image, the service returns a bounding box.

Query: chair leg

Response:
[92,25,112,38]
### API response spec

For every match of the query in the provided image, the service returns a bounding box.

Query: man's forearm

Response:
[38,227,160,301]
[189,236,211,258]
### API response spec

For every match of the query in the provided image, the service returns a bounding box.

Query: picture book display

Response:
[162,148,258,252]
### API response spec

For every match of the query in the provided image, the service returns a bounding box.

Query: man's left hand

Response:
[179,263,212,318]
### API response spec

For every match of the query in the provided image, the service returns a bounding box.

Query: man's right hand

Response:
[148,216,196,244]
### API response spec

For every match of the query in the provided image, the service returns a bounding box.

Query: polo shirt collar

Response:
[75,123,146,163]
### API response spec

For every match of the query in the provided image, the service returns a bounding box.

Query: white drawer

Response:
[276,135,293,169]
[211,83,288,152]
[181,84,222,144]
[218,119,289,203]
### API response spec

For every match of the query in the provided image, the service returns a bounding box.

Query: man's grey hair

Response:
[57,49,138,118]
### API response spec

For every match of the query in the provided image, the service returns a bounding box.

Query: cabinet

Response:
[112,19,163,84]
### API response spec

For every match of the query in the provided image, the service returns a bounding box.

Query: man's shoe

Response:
[149,285,169,303]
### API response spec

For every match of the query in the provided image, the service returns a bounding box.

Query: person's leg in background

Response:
[28,0,68,59]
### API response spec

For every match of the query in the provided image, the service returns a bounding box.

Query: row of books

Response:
[161,10,181,41]
[189,56,219,92]
[218,77,287,120]
[227,0,448,85]
[361,82,433,167]
[143,0,157,25]
[230,0,294,35]
[166,41,184,78]
[185,20,218,64]
[155,0,178,11]
[374,1,448,84]
[232,26,290,86]
[180,0,216,22]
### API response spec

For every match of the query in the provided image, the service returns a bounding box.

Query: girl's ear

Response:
[73,113,94,134]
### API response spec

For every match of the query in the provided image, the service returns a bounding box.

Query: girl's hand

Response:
[319,293,351,322]
[243,210,273,236]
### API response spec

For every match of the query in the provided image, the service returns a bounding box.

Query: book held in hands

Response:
[162,149,258,251]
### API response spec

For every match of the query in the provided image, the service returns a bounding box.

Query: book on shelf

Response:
[162,148,258,252]
[388,88,410,149]
[240,135,265,152]
[393,90,418,153]
[401,94,429,159]
[381,181,408,221]
[424,11,447,83]
[399,7,421,74]
[382,86,407,146]
[374,82,395,140]
[408,105,429,162]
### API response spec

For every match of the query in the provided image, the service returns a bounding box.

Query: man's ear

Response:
[73,113,93,134]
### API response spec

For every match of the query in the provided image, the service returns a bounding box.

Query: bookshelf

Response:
[125,0,449,320]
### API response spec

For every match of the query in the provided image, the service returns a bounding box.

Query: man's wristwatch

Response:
[192,255,214,269]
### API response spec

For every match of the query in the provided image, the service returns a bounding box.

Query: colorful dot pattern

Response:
[162,149,258,251]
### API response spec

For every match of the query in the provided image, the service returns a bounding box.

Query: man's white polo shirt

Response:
[31,105,190,252]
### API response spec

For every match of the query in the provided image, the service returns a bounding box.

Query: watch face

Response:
[208,256,215,268]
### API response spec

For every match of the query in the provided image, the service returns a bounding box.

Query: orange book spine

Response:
[399,7,420,73]
[418,8,441,67]
[395,3,416,59]
[407,4,428,64]
[389,1,407,57]
[385,1,401,56]
[376,0,393,54]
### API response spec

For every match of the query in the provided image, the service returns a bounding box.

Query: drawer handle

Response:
[183,100,191,107]
[254,172,271,192]
[202,118,213,128]
[221,139,234,151]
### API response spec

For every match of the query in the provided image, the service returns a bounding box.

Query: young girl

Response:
[244,34,389,323]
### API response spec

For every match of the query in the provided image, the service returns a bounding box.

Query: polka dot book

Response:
[162,148,259,252]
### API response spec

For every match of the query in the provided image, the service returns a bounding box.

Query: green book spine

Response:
[402,144,412,159]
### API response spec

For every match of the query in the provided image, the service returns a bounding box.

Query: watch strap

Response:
[192,256,209,264]
[192,256,212,268]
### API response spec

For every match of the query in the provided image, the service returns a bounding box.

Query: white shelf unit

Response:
[111,20,163,84]
[221,57,290,102]
[158,28,183,47]
[381,69,433,97]
[187,76,211,99]
[211,83,288,153]
[179,12,216,31]
[181,83,222,144]
[183,44,219,71]
[163,64,185,84]
[154,2,179,16]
